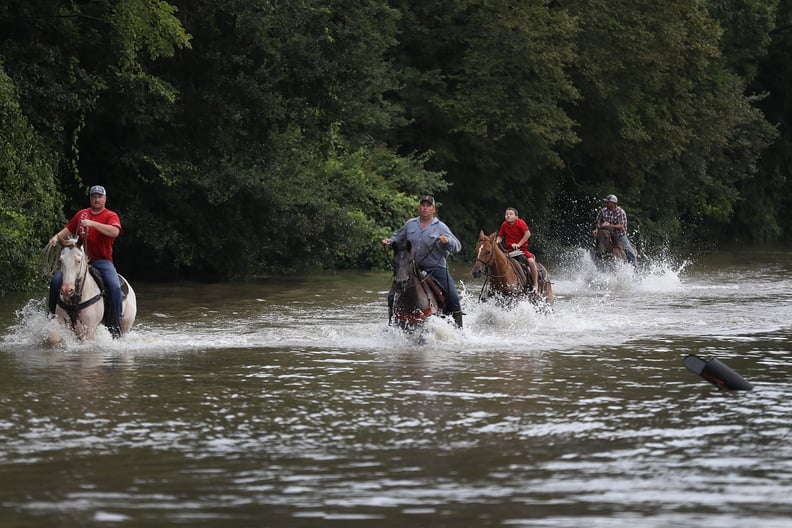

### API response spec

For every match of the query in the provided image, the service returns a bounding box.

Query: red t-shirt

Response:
[66,207,122,262]
[498,218,534,259]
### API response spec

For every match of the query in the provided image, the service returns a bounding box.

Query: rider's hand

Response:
[602,222,610,227]
[439,235,448,244]
[49,235,59,247]
[382,239,391,248]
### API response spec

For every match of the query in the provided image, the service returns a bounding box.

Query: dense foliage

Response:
[1,0,789,292]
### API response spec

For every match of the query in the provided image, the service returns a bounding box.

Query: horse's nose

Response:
[61,285,75,297]
[472,268,482,278]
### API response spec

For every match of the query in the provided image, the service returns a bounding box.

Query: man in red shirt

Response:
[48,185,124,338]
[496,207,539,293]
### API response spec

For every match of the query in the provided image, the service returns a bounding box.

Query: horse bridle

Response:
[56,246,104,328]
[474,239,493,265]
[474,241,510,279]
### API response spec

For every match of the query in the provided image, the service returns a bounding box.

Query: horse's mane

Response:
[483,232,508,262]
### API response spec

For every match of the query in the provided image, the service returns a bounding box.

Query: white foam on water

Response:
[3,248,790,361]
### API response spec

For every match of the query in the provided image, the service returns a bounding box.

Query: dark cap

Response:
[419,194,435,206]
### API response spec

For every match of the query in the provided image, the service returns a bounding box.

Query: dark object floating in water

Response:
[683,354,754,391]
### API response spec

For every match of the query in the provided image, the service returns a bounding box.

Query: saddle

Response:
[88,266,131,325]
[507,249,546,292]
[507,250,532,290]
[420,272,446,307]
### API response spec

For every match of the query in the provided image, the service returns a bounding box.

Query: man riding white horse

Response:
[48,185,124,338]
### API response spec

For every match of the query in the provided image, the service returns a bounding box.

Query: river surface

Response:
[1,246,791,528]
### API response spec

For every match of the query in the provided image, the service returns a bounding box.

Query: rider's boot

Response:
[107,310,122,339]
[452,311,463,329]
[108,324,121,339]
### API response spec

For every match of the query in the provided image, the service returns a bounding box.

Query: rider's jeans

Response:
[620,235,637,267]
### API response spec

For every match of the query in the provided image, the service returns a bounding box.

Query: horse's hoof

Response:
[46,330,62,346]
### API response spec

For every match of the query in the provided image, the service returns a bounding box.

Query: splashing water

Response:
[1,248,783,361]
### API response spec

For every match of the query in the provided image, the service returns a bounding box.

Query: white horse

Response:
[51,241,137,341]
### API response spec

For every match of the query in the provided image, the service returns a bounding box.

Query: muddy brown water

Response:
[2,247,791,527]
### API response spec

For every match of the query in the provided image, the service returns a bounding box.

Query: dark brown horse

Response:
[390,241,442,329]
[593,226,628,270]
[471,231,553,304]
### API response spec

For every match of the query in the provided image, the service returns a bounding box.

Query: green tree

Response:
[730,0,792,241]
[0,0,190,189]
[388,0,580,252]
[0,0,191,290]
[710,0,779,82]
[0,64,62,294]
[105,0,443,278]
[557,0,777,248]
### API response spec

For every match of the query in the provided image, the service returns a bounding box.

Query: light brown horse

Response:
[593,226,628,270]
[471,231,553,304]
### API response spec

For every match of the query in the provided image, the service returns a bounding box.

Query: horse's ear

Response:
[489,231,497,239]
[478,230,486,238]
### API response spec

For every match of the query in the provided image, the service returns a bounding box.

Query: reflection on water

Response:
[1,248,791,527]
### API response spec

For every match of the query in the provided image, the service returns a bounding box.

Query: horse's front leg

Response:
[71,320,89,340]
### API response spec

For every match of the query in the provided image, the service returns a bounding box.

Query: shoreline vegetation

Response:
[2,1,790,294]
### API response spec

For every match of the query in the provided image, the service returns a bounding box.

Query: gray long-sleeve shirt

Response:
[389,216,461,270]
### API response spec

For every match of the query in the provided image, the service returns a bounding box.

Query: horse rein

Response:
[409,261,438,295]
